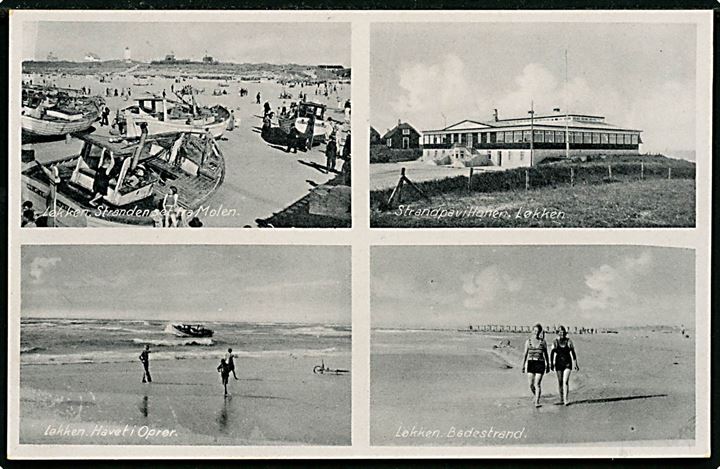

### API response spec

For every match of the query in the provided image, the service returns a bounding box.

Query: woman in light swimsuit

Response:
[521,323,549,407]
[550,325,579,406]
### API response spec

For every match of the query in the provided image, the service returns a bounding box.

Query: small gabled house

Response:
[382,120,420,150]
[370,126,382,145]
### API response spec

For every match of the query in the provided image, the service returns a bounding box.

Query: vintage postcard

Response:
[369,20,708,228]
[15,18,351,228]
[6,8,713,462]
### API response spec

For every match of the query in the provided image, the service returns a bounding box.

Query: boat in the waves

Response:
[171,323,214,338]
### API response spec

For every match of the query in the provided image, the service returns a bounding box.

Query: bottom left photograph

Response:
[16,245,352,446]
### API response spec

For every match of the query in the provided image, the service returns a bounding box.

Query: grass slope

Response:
[371,178,696,228]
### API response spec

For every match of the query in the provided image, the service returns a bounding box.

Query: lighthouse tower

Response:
[124,47,131,62]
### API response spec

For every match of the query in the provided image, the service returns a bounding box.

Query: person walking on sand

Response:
[140,345,152,383]
[256,92,261,105]
[263,101,271,118]
[550,325,579,406]
[89,152,115,207]
[325,132,337,172]
[225,348,239,380]
[217,358,231,396]
[522,324,549,407]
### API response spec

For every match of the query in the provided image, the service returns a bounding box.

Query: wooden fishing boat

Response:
[20,126,225,227]
[278,101,330,144]
[21,85,103,138]
[118,93,232,139]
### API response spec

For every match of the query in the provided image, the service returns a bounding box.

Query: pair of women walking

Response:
[521,324,579,407]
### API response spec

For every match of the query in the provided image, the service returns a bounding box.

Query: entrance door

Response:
[402,137,409,149]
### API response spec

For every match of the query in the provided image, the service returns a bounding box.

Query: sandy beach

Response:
[23,73,350,227]
[20,319,351,445]
[370,329,695,446]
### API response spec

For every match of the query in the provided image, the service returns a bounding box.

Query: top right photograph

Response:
[369,20,704,228]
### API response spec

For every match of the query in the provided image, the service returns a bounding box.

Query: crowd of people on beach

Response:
[139,345,239,396]
[521,324,579,408]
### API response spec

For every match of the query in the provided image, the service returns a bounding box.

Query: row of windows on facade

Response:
[423,130,640,146]
[438,148,529,163]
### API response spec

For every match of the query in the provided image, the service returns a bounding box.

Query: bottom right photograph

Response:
[370,245,697,447]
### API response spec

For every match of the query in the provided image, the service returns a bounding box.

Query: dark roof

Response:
[382,122,419,140]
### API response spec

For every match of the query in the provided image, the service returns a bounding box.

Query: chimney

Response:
[398,119,401,127]
[493,109,498,121]
[553,107,561,113]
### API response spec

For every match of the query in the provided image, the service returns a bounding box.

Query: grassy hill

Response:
[370,154,696,228]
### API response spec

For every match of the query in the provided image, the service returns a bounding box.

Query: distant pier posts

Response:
[469,324,597,335]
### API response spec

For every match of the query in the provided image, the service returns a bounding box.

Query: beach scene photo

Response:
[371,246,696,446]
[369,21,699,228]
[19,245,351,445]
[18,20,351,228]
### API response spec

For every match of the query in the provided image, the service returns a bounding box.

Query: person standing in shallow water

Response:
[225,348,239,380]
[521,324,549,407]
[550,325,579,406]
[139,345,152,383]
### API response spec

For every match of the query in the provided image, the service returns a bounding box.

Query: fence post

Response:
[468,167,474,191]
[570,167,575,186]
[525,169,530,191]
[640,162,644,180]
[668,167,672,179]
[608,164,612,179]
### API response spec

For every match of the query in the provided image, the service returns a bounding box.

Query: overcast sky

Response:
[371,22,697,155]
[23,21,350,66]
[371,246,695,329]
[22,245,351,324]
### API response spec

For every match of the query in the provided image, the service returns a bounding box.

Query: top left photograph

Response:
[16,19,352,228]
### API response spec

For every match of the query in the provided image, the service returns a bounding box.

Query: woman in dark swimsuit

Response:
[521,323,549,407]
[550,325,579,406]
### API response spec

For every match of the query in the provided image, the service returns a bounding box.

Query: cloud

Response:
[462,265,522,309]
[28,256,61,283]
[388,54,485,130]
[578,251,653,311]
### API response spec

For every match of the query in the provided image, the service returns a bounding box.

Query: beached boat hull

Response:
[21,112,98,137]
[125,107,232,139]
[278,116,328,142]
[20,136,226,228]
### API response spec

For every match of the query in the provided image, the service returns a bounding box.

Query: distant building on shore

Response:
[84,53,101,62]
[421,108,643,168]
[383,120,421,150]
[46,52,59,62]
